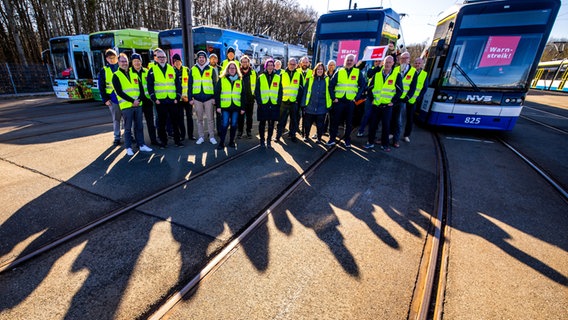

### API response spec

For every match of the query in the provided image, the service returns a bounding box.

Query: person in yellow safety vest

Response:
[326,60,336,78]
[172,53,195,141]
[209,52,223,136]
[298,56,313,82]
[98,49,122,146]
[209,53,221,82]
[390,51,418,148]
[357,59,383,137]
[255,59,282,148]
[320,59,337,138]
[190,50,218,145]
[328,53,366,148]
[403,57,428,143]
[275,58,303,143]
[236,55,257,139]
[363,55,403,152]
[147,48,183,148]
[274,60,282,75]
[221,47,240,73]
[130,53,158,146]
[112,53,153,156]
[214,61,244,150]
[300,62,332,144]
[297,56,313,137]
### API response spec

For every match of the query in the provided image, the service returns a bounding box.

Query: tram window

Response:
[53,53,70,78]
[461,10,551,29]
[139,52,150,66]
[74,51,92,79]
[120,49,133,57]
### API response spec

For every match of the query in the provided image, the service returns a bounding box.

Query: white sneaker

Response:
[126,148,134,156]
[403,136,410,142]
[210,137,218,144]
[139,145,152,152]
[196,137,204,145]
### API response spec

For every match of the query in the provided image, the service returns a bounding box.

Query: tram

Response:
[48,35,94,100]
[158,26,307,69]
[89,28,158,100]
[531,59,568,92]
[418,0,561,131]
[312,7,402,67]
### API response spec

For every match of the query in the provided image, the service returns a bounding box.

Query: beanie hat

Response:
[131,53,142,61]
[264,58,275,70]
[209,53,218,59]
[172,53,182,62]
[196,51,207,58]
[227,47,235,54]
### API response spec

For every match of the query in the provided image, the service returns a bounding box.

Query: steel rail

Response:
[148,145,339,320]
[0,144,261,273]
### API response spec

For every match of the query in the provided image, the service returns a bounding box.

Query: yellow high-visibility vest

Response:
[408,70,428,104]
[281,69,302,102]
[246,69,257,95]
[104,66,114,95]
[179,66,190,97]
[258,73,281,104]
[114,69,141,110]
[395,66,417,99]
[151,64,177,100]
[221,59,240,73]
[219,77,242,108]
[131,67,149,99]
[372,69,400,106]
[191,66,215,95]
[335,68,360,100]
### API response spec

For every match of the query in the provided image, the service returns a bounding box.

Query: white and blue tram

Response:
[419,0,560,130]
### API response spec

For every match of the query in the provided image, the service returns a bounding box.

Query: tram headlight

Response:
[505,98,511,103]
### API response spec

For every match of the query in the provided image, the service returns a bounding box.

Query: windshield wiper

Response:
[452,62,480,91]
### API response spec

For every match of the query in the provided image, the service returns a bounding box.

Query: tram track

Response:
[520,105,568,135]
[497,137,568,201]
[0,143,262,273]
[148,143,340,319]
[519,114,568,135]
[144,130,452,320]
[408,132,451,320]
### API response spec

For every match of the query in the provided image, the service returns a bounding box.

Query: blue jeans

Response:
[108,102,122,141]
[219,109,239,145]
[122,106,145,149]
[390,101,406,143]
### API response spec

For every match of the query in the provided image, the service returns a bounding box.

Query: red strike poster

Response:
[478,36,521,68]
[337,40,360,66]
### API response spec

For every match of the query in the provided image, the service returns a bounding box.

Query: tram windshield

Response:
[444,34,543,89]
[443,7,553,89]
[314,10,399,67]
[50,40,73,79]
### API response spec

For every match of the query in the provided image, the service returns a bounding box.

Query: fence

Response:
[0,63,53,95]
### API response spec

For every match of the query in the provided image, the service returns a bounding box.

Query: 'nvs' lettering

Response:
[466,95,492,102]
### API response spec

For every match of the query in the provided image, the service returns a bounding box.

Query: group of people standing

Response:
[98,46,428,156]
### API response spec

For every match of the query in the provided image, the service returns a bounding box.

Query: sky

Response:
[304,0,568,45]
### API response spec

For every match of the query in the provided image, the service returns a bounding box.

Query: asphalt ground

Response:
[441,132,568,319]
[0,93,566,319]
[165,127,437,319]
